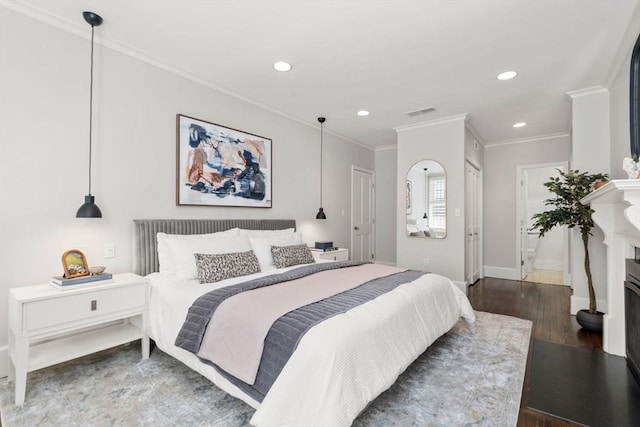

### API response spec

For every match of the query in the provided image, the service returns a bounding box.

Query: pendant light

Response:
[315,117,327,219]
[76,11,103,218]
[422,168,429,220]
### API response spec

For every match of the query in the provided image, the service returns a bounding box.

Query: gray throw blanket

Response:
[175,262,427,402]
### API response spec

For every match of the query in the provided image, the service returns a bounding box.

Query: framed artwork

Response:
[406,180,412,214]
[61,249,89,279]
[176,114,272,208]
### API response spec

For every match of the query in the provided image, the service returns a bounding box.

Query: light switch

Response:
[454,208,461,217]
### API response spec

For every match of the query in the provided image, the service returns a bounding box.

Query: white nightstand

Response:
[7,272,149,405]
[310,248,349,262]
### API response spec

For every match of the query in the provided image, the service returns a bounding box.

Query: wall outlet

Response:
[104,243,115,259]
[423,257,430,267]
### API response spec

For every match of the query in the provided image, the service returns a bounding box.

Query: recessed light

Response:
[513,122,527,128]
[273,61,292,72]
[357,110,370,116]
[497,71,518,81]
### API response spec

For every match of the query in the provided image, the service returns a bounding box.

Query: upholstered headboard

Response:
[132,219,297,276]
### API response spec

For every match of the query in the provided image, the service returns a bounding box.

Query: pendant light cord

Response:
[320,121,323,207]
[88,23,95,196]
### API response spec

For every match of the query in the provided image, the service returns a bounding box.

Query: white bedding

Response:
[146,264,475,427]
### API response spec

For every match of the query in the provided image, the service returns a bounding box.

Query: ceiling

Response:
[6,0,639,148]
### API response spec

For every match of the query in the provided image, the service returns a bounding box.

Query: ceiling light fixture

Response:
[497,71,518,81]
[513,122,527,128]
[316,117,327,220]
[76,11,103,218]
[273,61,292,72]
[357,110,370,116]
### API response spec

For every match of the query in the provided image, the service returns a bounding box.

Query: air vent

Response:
[405,107,436,117]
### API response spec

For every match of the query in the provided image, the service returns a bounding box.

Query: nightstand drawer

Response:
[23,283,145,333]
[312,248,349,262]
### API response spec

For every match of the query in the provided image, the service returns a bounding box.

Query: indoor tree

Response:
[531,169,608,317]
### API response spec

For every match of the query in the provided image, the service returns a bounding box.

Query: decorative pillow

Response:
[271,244,315,269]
[157,228,240,274]
[249,231,303,271]
[167,234,252,280]
[239,228,295,237]
[194,251,260,284]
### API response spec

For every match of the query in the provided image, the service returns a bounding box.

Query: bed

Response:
[133,218,475,426]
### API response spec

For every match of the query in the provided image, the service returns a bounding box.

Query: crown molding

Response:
[566,86,608,99]
[0,1,375,152]
[393,113,468,133]
[375,145,398,152]
[485,132,569,148]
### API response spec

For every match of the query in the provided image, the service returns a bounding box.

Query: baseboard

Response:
[374,260,397,266]
[0,345,8,378]
[570,296,608,315]
[532,259,563,271]
[483,266,520,281]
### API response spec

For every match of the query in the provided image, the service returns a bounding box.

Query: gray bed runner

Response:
[175,262,427,402]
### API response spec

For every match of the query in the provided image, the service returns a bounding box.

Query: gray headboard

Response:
[133,219,297,276]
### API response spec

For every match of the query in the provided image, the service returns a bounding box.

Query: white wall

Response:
[567,88,610,313]
[484,135,571,279]
[0,9,373,376]
[374,148,397,265]
[609,16,640,177]
[396,116,466,283]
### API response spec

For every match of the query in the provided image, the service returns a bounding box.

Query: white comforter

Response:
[147,264,475,427]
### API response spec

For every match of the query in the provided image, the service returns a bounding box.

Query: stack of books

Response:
[51,273,113,290]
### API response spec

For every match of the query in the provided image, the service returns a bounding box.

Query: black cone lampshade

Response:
[76,11,103,218]
[316,117,327,220]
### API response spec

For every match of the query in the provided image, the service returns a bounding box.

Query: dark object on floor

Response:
[576,309,604,331]
[528,339,640,427]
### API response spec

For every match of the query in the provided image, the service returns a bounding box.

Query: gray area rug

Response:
[0,311,531,426]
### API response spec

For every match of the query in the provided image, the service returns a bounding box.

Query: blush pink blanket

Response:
[197,263,404,384]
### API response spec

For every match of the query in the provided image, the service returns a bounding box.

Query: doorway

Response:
[516,162,569,285]
[351,167,374,262]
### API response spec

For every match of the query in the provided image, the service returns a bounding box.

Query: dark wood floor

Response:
[467,277,603,427]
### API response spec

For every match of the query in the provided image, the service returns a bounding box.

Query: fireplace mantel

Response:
[582,179,640,355]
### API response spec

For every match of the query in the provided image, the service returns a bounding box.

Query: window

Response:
[428,175,446,229]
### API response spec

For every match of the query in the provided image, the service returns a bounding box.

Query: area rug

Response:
[528,339,640,426]
[0,311,531,427]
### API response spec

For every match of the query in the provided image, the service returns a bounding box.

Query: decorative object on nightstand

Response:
[315,117,327,220]
[8,273,149,405]
[76,11,103,218]
[314,241,334,250]
[61,249,89,278]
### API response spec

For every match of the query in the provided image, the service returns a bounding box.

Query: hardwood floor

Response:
[467,277,603,427]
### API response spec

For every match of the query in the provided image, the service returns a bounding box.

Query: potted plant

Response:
[531,169,609,331]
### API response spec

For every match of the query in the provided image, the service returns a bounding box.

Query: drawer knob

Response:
[91,300,97,311]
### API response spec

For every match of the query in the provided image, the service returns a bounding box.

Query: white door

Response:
[465,162,482,284]
[519,171,530,279]
[351,167,374,262]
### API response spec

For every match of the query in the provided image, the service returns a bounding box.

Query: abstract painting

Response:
[176,114,272,207]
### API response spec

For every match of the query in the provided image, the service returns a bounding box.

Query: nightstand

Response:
[7,273,149,405]
[310,248,349,262]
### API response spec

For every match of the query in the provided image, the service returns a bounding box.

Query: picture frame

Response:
[176,114,272,208]
[61,249,89,279]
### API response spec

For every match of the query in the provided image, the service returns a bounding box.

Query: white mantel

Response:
[581,179,640,356]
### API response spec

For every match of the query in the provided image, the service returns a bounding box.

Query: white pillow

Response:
[249,231,303,271]
[239,228,295,237]
[157,228,240,275]
[166,234,252,280]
